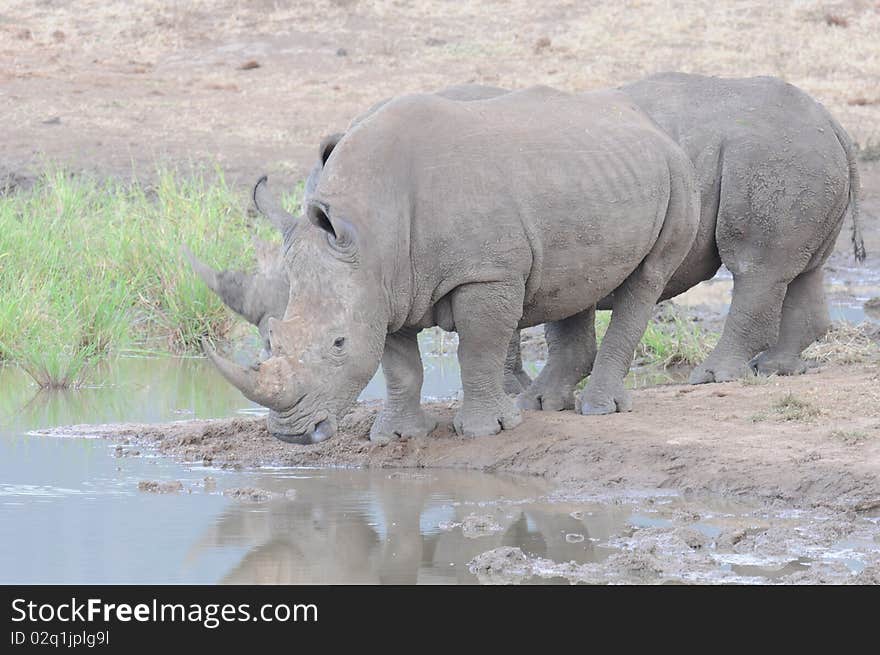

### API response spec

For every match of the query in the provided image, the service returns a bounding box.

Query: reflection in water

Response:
[188,469,633,585]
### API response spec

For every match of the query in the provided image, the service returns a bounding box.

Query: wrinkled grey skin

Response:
[188,84,531,393]
[303,84,533,395]
[520,74,866,407]
[207,86,700,443]
[624,73,863,385]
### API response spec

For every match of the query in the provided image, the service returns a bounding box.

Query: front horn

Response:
[202,340,293,411]
[253,176,296,233]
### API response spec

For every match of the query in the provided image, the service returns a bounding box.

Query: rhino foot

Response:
[369,409,438,444]
[516,383,577,411]
[453,398,522,438]
[688,358,752,384]
[750,352,812,377]
[577,384,632,415]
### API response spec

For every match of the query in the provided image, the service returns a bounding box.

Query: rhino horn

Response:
[253,176,296,233]
[182,246,264,326]
[202,340,293,410]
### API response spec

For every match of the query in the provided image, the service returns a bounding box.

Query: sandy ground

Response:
[46,363,880,513]
[2,0,880,189]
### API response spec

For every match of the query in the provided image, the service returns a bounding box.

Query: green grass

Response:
[594,304,718,369]
[0,166,291,387]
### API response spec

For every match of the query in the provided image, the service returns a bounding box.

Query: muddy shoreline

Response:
[41,363,880,514]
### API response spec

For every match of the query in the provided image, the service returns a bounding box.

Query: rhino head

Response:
[204,177,389,444]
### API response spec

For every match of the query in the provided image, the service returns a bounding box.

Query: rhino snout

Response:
[268,414,336,445]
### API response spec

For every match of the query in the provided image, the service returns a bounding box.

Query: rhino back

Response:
[313,87,688,327]
[622,72,850,277]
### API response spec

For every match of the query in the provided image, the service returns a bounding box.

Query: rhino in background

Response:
[620,73,864,384]
[203,86,700,443]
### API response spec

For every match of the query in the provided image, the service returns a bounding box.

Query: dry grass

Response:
[803,322,880,364]
[752,392,823,423]
[828,428,873,444]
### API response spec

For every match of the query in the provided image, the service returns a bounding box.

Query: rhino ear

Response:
[318,133,344,166]
[306,200,355,250]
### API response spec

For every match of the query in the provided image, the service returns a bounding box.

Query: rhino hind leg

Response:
[689,273,788,384]
[517,308,597,411]
[502,331,531,395]
[451,280,525,437]
[370,328,438,444]
[750,266,830,376]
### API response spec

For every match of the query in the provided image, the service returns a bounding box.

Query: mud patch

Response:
[222,487,277,502]
[40,364,880,513]
[137,480,183,494]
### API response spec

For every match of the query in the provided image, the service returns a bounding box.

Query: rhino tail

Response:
[828,113,865,263]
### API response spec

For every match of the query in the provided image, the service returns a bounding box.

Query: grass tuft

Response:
[754,392,822,422]
[829,429,871,445]
[803,322,880,365]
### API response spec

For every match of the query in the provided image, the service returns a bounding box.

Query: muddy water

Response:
[1,332,878,583]
[0,355,698,584]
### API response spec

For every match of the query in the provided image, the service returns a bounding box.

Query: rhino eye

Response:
[333,337,346,349]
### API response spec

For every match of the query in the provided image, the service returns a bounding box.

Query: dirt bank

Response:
[42,362,880,513]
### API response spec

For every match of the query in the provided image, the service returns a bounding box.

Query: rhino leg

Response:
[689,273,787,383]
[750,266,829,376]
[370,328,438,444]
[581,160,699,415]
[502,331,531,395]
[452,281,524,437]
[517,308,597,411]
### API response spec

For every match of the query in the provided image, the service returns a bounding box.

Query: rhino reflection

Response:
[187,471,635,584]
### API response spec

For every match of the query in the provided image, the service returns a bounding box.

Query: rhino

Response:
[203,86,700,443]
[295,74,865,413]
[513,73,866,409]
[192,73,864,426]
[185,83,532,394]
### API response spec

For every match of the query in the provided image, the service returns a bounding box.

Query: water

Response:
[1,300,877,583]
[675,266,880,325]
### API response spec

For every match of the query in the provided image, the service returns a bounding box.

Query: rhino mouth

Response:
[268,414,336,445]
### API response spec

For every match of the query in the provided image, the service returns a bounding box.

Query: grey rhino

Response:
[204,86,700,443]
[186,83,531,393]
[303,74,865,413]
[518,73,865,409]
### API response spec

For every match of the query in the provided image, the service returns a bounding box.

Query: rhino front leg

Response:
[750,266,829,376]
[370,328,438,444]
[517,308,597,411]
[502,330,532,395]
[452,281,525,437]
